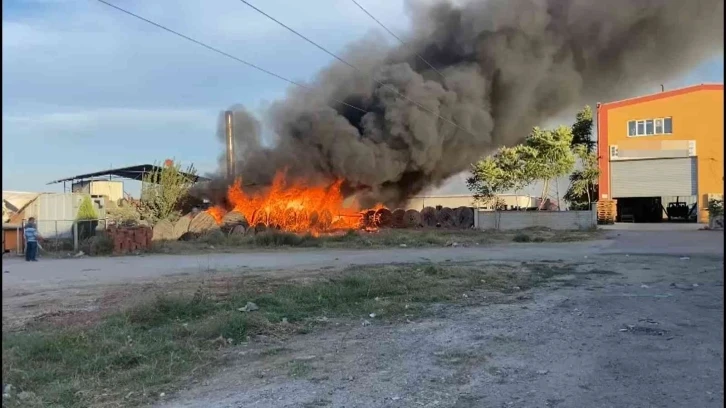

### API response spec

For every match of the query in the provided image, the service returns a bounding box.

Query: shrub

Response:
[707,198,724,218]
[79,233,114,255]
[513,233,532,243]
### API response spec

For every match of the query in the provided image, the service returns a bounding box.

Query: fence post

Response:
[73,221,79,252]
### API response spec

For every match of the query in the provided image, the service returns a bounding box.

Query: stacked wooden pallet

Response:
[107,225,153,254]
[596,199,617,224]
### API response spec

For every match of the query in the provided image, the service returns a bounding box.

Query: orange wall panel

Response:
[598,84,724,222]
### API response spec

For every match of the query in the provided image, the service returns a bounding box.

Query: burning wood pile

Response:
[151,171,475,241]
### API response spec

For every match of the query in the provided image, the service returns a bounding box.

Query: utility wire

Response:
[92,0,368,113]
[237,0,474,136]
[348,0,446,79]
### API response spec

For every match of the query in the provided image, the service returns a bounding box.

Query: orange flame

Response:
[206,205,226,225]
[207,170,381,234]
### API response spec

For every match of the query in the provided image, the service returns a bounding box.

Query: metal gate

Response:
[611,157,697,198]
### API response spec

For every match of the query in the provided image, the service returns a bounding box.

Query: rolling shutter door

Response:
[610,157,697,198]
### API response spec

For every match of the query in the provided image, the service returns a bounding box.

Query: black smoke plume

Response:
[203,0,723,207]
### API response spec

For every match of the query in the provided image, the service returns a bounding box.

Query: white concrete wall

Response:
[475,209,597,231]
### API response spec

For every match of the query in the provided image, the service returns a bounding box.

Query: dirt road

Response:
[2,229,723,408]
[2,229,719,293]
[154,230,723,408]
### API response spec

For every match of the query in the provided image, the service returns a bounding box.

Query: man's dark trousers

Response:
[25,241,38,261]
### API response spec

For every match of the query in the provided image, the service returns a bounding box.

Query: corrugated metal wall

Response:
[90,181,123,203]
[611,158,698,198]
[23,193,108,238]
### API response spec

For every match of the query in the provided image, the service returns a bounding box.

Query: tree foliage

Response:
[565,105,599,210]
[138,161,197,224]
[467,126,575,208]
[571,105,595,153]
[564,145,599,209]
[522,126,576,190]
[707,198,724,218]
[76,196,98,220]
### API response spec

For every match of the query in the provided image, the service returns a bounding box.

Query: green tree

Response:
[138,160,197,224]
[565,106,599,210]
[468,126,575,209]
[564,145,599,210]
[571,105,595,153]
[521,126,576,206]
[76,195,99,241]
[76,195,98,220]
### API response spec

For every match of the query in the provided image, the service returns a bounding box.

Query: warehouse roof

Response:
[2,191,42,223]
[599,83,723,109]
[47,164,210,185]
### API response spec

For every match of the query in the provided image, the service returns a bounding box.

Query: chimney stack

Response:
[225,110,235,179]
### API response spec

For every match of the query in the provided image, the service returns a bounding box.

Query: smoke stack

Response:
[225,110,235,179]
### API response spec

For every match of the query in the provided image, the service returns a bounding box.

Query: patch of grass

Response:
[301,398,332,408]
[150,228,602,254]
[2,262,573,407]
[513,233,532,243]
[78,233,114,256]
[287,361,313,378]
[434,349,487,367]
[261,347,289,356]
[587,269,621,275]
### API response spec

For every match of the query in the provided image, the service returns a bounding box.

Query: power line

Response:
[348,0,446,79]
[92,0,367,114]
[237,0,474,137]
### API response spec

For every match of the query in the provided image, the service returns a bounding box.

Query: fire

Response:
[206,205,226,225]
[206,170,378,233]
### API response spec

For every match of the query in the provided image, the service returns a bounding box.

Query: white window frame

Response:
[626,116,673,137]
[627,120,637,137]
[663,117,673,134]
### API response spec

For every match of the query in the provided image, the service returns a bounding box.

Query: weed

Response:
[287,361,313,378]
[2,262,573,407]
[78,233,114,256]
[261,347,289,356]
[149,228,601,254]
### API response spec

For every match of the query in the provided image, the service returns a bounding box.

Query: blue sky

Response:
[2,0,723,197]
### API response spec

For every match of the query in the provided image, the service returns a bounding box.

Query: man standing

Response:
[24,217,42,262]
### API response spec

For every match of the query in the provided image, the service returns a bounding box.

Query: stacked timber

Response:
[454,206,475,228]
[189,212,218,234]
[404,209,422,228]
[421,207,437,227]
[107,225,153,254]
[221,211,248,233]
[436,207,456,228]
[392,209,406,228]
[375,208,393,228]
[172,216,192,240]
[152,219,174,241]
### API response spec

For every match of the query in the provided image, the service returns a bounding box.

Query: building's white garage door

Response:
[611,157,698,198]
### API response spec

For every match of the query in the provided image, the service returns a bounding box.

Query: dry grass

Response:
[150,227,601,254]
[2,261,575,408]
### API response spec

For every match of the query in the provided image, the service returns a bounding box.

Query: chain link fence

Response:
[14,219,109,254]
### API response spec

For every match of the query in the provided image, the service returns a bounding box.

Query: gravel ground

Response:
[2,229,723,408]
[153,230,723,408]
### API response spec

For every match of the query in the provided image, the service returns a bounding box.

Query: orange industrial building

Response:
[597,83,724,223]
